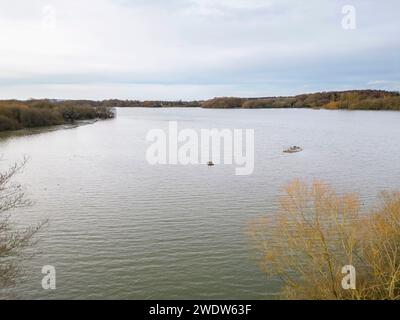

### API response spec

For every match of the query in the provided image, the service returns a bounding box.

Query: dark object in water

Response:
[207,161,215,166]
[283,146,303,153]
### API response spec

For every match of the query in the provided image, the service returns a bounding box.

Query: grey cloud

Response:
[0,0,399,99]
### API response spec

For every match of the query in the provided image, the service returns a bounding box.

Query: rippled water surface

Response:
[1,108,400,299]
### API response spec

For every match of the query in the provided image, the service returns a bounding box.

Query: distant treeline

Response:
[100,100,201,108]
[0,100,115,132]
[201,90,400,110]
[101,90,400,110]
[1,90,399,132]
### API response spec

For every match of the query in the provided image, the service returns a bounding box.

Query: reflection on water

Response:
[0,108,399,299]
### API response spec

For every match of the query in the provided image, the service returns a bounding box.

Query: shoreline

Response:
[2,107,400,135]
[0,119,100,138]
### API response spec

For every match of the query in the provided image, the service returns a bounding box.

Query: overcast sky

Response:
[0,0,399,100]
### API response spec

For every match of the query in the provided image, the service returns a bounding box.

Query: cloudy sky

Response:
[0,0,399,100]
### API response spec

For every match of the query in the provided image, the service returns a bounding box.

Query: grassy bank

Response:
[0,100,115,132]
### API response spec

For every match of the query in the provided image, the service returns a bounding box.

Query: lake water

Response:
[0,108,400,299]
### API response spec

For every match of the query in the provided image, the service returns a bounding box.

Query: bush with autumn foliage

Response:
[248,180,400,300]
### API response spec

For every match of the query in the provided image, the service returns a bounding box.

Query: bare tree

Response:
[248,180,400,300]
[0,158,45,289]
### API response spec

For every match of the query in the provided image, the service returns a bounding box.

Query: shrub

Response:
[20,107,63,127]
[248,180,400,300]
[0,115,20,131]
